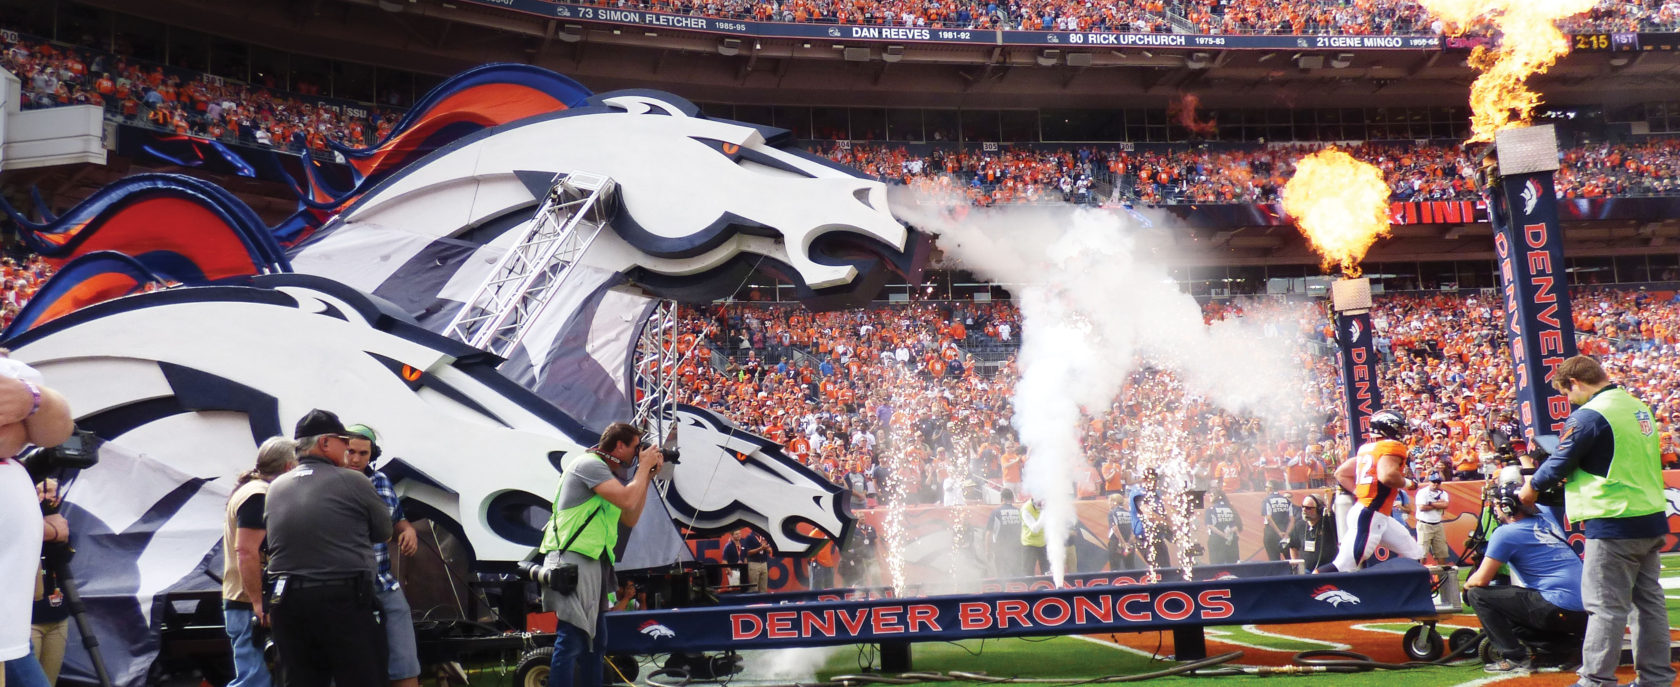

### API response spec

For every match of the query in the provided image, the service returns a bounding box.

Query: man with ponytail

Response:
[221,436,297,687]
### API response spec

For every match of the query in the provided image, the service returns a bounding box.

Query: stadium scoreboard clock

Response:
[1572,32,1648,52]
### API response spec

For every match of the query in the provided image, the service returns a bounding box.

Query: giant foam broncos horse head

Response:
[8,66,918,687]
[6,275,849,567]
[289,88,917,317]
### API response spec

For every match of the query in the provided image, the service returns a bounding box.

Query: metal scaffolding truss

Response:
[443,171,618,358]
[632,299,682,446]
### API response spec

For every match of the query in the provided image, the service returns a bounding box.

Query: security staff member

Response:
[1104,493,1138,572]
[1464,482,1587,674]
[1521,356,1674,687]
[540,422,663,687]
[265,409,393,687]
[1260,482,1293,561]
[1204,488,1241,564]
[985,488,1024,579]
[1287,493,1337,571]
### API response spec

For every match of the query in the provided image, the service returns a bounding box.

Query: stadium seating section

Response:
[671,289,1680,500]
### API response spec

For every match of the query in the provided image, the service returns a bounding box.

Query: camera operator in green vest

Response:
[539,422,664,687]
[1519,355,1673,687]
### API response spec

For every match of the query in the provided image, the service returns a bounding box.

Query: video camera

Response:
[21,427,101,483]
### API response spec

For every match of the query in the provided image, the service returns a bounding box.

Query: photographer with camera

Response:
[0,358,73,687]
[537,422,663,687]
[1463,482,1587,674]
[221,436,296,687]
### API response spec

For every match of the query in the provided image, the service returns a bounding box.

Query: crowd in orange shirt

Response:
[816,139,1680,207]
[823,144,1108,205]
[0,256,54,331]
[1,32,400,154]
[670,287,1680,501]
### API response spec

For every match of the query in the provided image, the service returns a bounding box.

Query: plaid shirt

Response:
[367,468,405,591]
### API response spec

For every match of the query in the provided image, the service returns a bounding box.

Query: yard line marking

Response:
[1237,624,1350,650]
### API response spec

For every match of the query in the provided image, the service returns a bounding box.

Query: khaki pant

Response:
[746,561,769,593]
[31,619,70,684]
[1416,521,1450,565]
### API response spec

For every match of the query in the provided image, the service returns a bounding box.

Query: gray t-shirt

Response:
[557,451,619,512]
[265,456,392,579]
[543,450,627,640]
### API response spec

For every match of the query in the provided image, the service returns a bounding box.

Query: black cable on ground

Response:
[1282,629,1484,674]
[637,628,1486,687]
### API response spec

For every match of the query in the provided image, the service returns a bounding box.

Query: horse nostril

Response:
[852,187,876,211]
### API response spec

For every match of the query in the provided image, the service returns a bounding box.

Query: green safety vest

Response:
[1021,501,1046,547]
[539,452,623,562]
[1564,387,1665,523]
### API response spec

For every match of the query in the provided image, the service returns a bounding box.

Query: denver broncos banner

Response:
[1488,170,1578,438]
[1335,310,1384,454]
[605,561,1434,654]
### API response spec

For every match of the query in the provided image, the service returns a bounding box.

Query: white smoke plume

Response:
[892,199,1310,584]
[738,646,846,682]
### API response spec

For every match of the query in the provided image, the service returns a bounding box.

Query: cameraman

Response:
[539,423,663,687]
[1463,482,1586,673]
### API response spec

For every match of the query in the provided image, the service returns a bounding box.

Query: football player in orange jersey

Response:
[1320,409,1425,572]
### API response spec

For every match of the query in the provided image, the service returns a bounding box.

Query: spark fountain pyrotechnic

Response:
[892,200,1311,589]
[1282,149,1391,452]
[1418,0,1594,143]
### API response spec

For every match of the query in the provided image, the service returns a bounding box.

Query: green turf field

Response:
[807,636,1490,687]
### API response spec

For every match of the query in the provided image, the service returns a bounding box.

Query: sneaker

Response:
[1484,658,1533,674]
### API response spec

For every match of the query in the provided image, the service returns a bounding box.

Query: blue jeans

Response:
[223,606,275,687]
[3,655,52,687]
[549,615,607,687]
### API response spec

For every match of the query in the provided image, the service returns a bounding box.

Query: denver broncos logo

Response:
[1311,584,1361,606]
[639,620,678,639]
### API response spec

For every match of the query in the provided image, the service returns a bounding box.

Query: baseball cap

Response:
[293,408,349,439]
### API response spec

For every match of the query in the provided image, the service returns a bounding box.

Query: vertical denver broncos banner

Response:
[1488,170,1578,439]
[1335,310,1383,455]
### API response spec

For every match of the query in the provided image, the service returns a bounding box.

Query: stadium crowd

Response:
[0,31,400,153]
[817,138,1680,207]
[0,256,53,331]
[672,286,1680,505]
[4,24,1680,206]
[369,0,1678,34]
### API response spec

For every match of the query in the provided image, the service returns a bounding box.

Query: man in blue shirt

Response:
[1464,482,1587,674]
